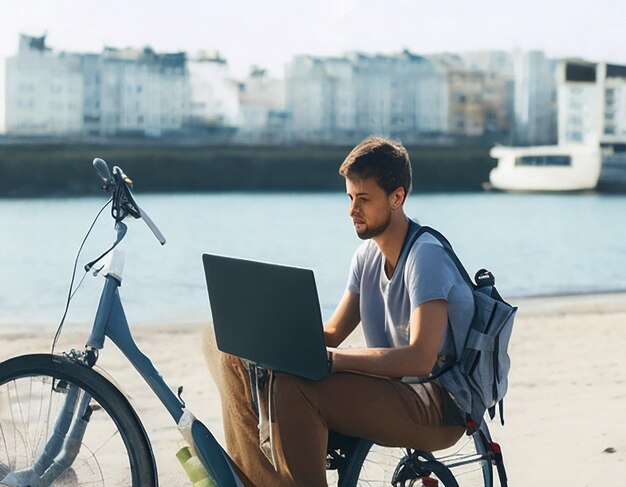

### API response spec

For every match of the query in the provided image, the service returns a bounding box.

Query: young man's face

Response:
[346,177,397,240]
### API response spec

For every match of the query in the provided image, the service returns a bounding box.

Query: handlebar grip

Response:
[93,158,112,183]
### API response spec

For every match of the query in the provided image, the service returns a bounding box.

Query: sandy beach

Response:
[1,292,625,486]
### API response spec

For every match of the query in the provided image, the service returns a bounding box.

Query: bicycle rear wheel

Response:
[0,353,157,487]
[338,434,493,487]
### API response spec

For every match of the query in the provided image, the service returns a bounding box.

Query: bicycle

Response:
[0,158,507,486]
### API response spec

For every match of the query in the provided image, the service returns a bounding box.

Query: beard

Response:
[355,212,392,240]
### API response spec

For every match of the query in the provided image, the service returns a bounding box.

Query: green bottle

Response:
[176,445,217,487]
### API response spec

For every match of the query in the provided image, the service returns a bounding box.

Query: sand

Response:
[1,292,625,486]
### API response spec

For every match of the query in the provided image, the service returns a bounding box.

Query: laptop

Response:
[202,253,331,380]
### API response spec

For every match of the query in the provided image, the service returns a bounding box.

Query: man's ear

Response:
[390,186,405,210]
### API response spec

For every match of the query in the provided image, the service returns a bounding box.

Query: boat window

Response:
[515,155,572,167]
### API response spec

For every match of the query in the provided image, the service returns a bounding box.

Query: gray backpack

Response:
[413,226,517,430]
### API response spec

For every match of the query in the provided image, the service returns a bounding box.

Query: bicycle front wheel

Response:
[339,435,494,487]
[0,353,157,487]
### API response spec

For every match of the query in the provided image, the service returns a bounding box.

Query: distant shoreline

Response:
[0,141,496,197]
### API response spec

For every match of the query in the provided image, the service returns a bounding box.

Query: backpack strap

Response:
[416,226,475,289]
[400,223,465,384]
[398,219,426,261]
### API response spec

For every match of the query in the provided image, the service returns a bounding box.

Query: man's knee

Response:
[201,325,222,388]
[202,326,249,390]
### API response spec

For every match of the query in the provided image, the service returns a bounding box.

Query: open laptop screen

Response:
[202,254,330,380]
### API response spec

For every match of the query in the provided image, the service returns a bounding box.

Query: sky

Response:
[1,0,625,131]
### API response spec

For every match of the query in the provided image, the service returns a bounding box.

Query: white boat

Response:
[488,145,601,192]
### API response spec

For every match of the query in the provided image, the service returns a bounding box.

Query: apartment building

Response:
[446,68,486,136]
[428,54,493,137]
[558,60,626,146]
[188,51,239,129]
[6,35,190,137]
[285,50,520,143]
[236,67,286,142]
[460,51,514,134]
[286,51,445,142]
[600,64,626,144]
[98,47,189,136]
[5,35,84,135]
[287,55,354,141]
[513,50,556,145]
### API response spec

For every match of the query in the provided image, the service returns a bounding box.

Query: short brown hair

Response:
[339,136,412,199]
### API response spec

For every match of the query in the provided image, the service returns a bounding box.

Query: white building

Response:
[286,51,444,142]
[428,55,512,137]
[287,55,354,140]
[416,67,449,135]
[5,36,193,137]
[5,35,84,135]
[98,47,189,137]
[600,64,626,144]
[188,52,239,129]
[513,50,556,145]
[459,51,515,134]
[558,60,626,146]
[237,67,286,142]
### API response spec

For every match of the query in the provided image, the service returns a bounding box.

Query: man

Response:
[210,136,471,486]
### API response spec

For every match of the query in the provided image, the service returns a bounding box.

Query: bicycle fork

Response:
[1,382,93,487]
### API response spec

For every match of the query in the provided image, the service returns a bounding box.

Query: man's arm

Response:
[324,289,361,348]
[328,299,447,377]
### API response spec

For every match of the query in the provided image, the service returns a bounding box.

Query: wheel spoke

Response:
[333,434,495,486]
[0,355,156,486]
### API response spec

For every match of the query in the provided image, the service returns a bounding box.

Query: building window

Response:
[569,117,583,126]
[567,131,583,142]
[516,155,572,167]
[569,100,582,110]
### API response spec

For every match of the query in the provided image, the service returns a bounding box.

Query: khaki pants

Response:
[203,330,465,487]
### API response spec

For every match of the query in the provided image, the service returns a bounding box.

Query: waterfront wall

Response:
[0,142,495,197]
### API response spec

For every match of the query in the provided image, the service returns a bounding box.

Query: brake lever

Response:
[136,204,166,245]
[112,166,166,245]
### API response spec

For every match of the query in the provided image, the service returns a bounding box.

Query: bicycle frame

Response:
[82,246,242,487]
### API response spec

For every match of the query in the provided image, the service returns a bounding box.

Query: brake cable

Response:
[51,197,113,354]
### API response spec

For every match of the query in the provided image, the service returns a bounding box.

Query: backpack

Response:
[411,225,517,430]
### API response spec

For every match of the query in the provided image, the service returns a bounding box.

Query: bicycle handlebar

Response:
[92,158,166,245]
[93,157,113,187]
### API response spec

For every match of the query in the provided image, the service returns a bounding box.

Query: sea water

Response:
[0,191,625,331]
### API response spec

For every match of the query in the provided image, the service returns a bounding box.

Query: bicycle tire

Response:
[338,434,494,487]
[0,353,157,487]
